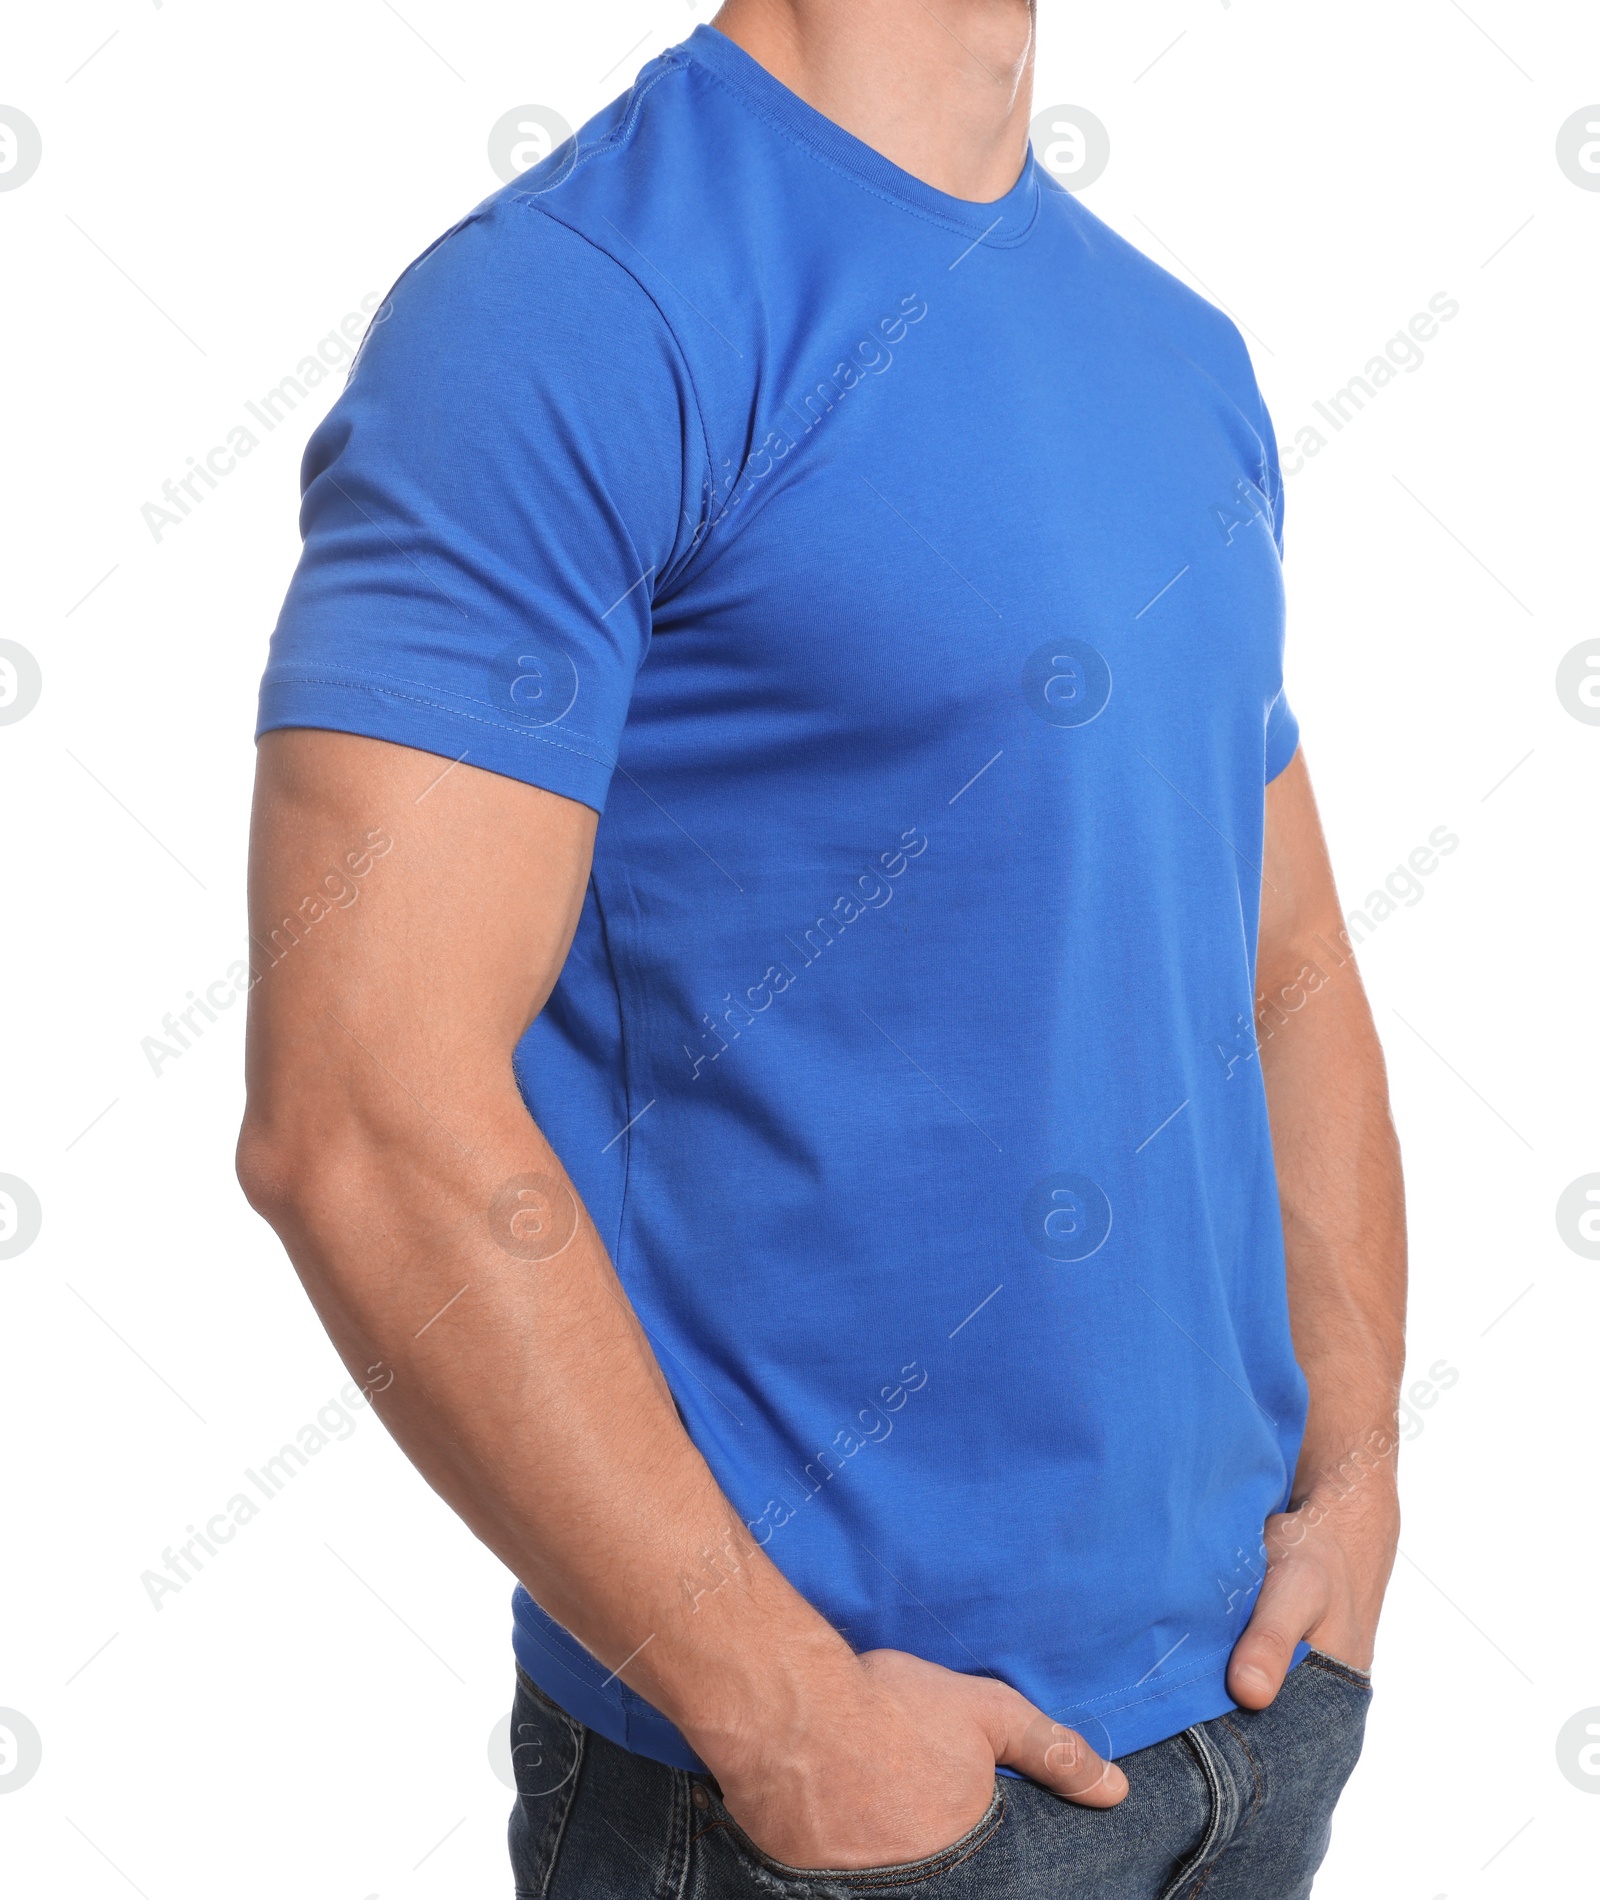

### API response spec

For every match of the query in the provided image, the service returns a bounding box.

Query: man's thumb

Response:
[979,1684,1128,1807]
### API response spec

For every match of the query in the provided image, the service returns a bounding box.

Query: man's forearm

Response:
[238,1077,858,1769]
[1255,757,1407,1510]
[1258,953,1407,1506]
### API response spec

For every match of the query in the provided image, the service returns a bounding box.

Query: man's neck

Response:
[709,0,1036,203]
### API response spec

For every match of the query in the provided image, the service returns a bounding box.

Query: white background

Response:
[2,2,1596,1895]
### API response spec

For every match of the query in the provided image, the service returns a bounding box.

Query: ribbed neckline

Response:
[679,24,1041,247]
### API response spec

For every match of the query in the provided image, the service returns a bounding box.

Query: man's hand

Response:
[708,1647,1126,1871]
[1227,1476,1400,1707]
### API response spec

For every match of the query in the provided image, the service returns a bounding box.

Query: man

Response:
[239,2,1405,1893]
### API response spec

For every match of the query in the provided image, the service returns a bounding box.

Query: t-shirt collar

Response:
[679,23,1041,247]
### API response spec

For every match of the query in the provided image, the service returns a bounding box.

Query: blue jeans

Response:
[508,1650,1370,1898]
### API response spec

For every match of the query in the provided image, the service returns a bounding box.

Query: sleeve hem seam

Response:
[259,674,618,771]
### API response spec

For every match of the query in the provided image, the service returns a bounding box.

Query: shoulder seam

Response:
[505,192,718,585]
[528,53,688,190]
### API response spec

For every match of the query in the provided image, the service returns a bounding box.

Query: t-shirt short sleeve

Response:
[257,200,707,812]
[1246,367,1298,782]
[1256,393,1286,561]
[1265,687,1299,781]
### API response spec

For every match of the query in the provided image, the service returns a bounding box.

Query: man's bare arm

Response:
[237,730,1124,1869]
[1227,750,1406,1703]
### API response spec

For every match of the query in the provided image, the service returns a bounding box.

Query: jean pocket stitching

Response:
[514,1664,585,1732]
[733,1784,1006,1890]
[1304,1648,1373,1690]
[509,1706,584,1899]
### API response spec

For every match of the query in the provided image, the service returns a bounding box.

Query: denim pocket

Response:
[725,1782,1006,1894]
[1304,1647,1373,1693]
[508,1668,584,1899]
[511,1666,585,1793]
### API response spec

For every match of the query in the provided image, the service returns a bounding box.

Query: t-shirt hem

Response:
[510,1593,1311,1771]
[512,1604,709,1771]
[256,673,617,813]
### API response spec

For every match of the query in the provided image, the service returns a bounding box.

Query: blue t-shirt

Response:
[259,24,1306,1766]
